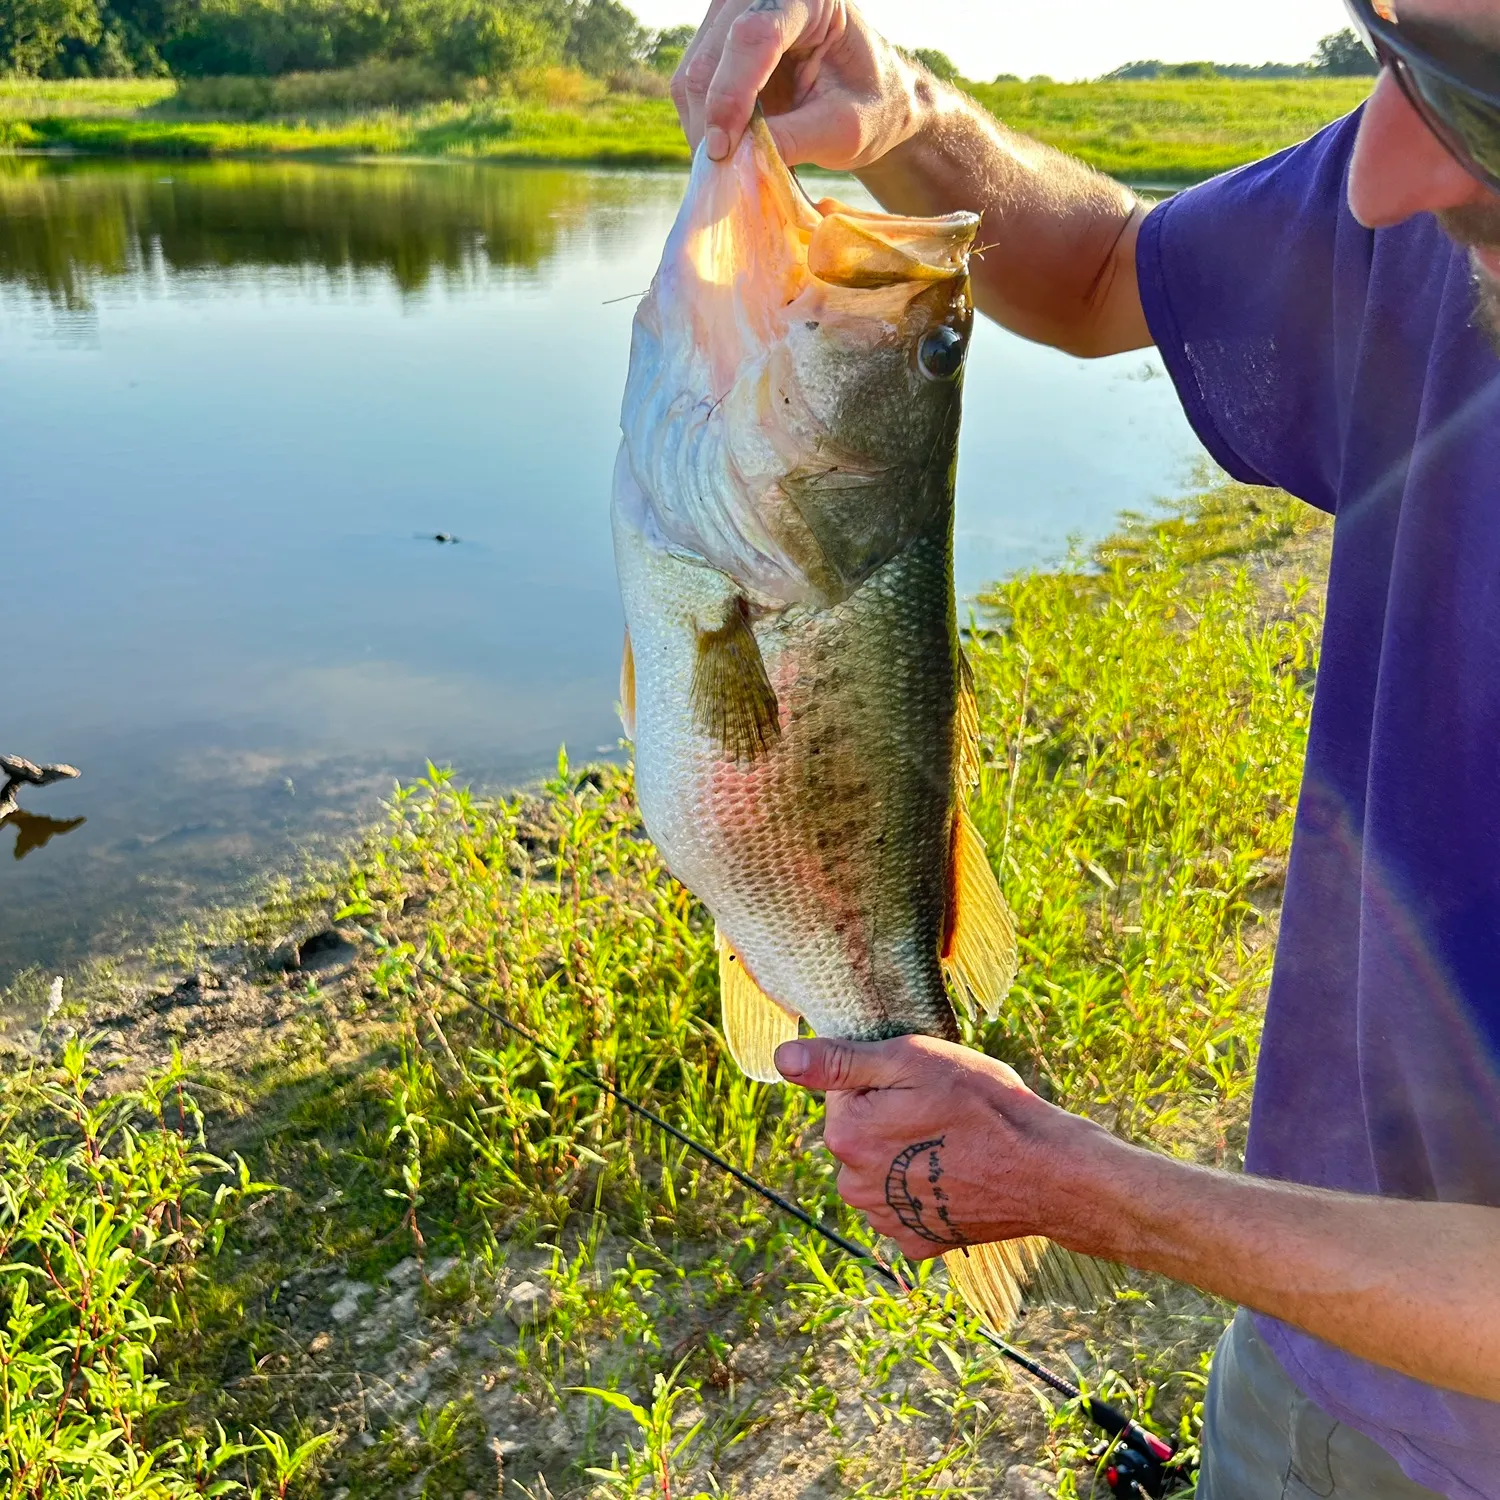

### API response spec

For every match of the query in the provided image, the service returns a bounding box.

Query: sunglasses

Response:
[1344,0,1500,193]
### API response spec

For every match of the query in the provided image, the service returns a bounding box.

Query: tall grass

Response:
[0,485,1329,1495]
[1,76,1370,179]
[973,77,1373,181]
[0,1040,291,1497]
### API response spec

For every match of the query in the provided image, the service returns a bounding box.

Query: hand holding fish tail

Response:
[776,1034,1116,1262]
[672,0,923,169]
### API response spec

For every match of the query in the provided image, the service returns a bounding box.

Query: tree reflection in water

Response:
[0,156,657,308]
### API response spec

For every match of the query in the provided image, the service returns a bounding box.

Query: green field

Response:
[0,76,1372,181]
[1,485,1330,1499]
[972,77,1372,181]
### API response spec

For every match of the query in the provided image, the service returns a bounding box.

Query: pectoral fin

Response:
[691,597,780,763]
[941,806,1018,1020]
[619,629,636,740]
[717,929,800,1082]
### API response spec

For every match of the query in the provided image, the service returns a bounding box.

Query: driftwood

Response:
[0,754,81,821]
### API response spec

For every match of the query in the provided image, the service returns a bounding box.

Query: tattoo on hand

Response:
[884,1137,968,1246]
[747,0,781,11]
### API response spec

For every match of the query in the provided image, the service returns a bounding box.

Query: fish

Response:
[612,112,1064,1330]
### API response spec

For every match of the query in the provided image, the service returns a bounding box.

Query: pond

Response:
[0,156,1204,984]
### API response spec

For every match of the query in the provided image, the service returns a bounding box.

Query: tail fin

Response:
[944,1239,1121,1333]
[942,1239,1044,1331]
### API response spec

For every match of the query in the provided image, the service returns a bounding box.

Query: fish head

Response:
[620,113,979,608]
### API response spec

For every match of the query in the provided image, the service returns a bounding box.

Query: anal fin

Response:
[717,929,800,1082]
[691,597,779,763]
[620,629,636,740]
[941,805,1018,1020]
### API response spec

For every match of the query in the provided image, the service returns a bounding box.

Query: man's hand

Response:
[777,1034,1500,1401]
[671,0,926,169]
[669,1,1151,356]
[774,1033,1114,1261]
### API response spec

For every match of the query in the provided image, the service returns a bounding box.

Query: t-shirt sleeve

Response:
[1136,111,1373,513]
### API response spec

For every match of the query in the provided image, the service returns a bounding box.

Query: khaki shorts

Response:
[1197,1309,1443,1500]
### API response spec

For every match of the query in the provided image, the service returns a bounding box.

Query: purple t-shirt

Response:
[1138,110,1500,1498]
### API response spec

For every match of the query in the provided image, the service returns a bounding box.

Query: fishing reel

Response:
[1080,1397,1190,1499]
[1088,1429,1191,1499]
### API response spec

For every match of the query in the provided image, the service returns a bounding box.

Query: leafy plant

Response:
[0,1040,279,1499]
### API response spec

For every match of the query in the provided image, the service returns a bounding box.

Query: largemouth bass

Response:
[613,114,1044,1328]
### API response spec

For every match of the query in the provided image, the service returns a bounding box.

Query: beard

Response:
[1474,264,1500,355]
[1437,203,1500,353]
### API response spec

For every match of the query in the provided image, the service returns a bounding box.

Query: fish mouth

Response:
[654,108,979,391]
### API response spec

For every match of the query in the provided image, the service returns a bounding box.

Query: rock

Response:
[1001,1465,1056,1500]
[385,1256,421,1287]
[504,1279,553,1328]
[425,1255,461,1285]
[329,1281,372,1324]
[307,1331,332,1356]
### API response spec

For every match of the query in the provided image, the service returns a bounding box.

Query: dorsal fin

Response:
[941,806,1018,1021]
[955,650,981,791]
[716,929,800,1082]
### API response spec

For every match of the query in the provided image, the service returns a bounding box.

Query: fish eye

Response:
[917,324,966,381]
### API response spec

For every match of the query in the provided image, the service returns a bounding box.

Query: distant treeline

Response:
[1098,29,1378,82]
[1,0,1378,92]
[0,0,694,81]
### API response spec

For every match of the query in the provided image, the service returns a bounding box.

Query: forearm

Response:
[857,76,1151,357]
[1073,1132,1500,1400]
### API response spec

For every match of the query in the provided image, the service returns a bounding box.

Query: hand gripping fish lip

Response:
[620,110,979,610]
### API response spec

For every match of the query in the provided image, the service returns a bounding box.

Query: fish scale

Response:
[618,513,961,1044]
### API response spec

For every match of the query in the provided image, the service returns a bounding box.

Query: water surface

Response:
[0,157,1204,982]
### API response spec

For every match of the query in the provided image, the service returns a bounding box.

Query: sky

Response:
[626,0,1353,83]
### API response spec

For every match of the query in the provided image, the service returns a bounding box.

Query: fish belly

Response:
[615,486,960,1044]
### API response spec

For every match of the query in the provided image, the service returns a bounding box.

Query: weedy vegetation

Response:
[0,75,1370,181]
[968,78,1373,182]
[0,484,1330,1497]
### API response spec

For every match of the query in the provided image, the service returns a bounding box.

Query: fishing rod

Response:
[429,971,1188,1499]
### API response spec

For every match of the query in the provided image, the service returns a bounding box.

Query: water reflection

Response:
[2,811,87,861]
[0,157,653,306]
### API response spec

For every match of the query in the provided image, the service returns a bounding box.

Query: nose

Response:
[1348,69,1497,228]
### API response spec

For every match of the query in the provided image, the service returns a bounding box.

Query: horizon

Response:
[627,0,1352,83]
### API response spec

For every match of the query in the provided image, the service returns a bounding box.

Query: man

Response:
[669,3,1500,1497]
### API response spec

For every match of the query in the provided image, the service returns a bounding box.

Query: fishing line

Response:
[425,969,1187,1497]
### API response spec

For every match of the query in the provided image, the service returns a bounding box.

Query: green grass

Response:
[972,77,1373,181]
[0,77,176,118]
[1,484,1330,1497]
[0,76,1371,180]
